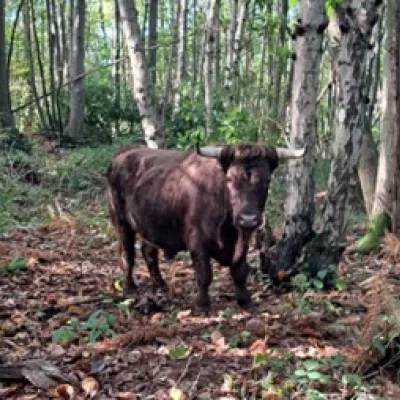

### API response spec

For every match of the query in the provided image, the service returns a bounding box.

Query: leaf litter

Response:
[0,218,400,398]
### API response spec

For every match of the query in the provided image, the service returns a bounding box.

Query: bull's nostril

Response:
[238,214,260,228]
[240,214,257,222]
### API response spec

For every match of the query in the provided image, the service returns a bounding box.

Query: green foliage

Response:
[1,256,27,275]
[228,330,251,348]
[293,359,331,384]
[52,325,79,345]
[167,345,191,361]
[52,317,80,345]
[356,212,391,254]
[82,309,117,343]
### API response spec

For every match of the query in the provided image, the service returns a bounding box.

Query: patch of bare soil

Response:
[1,217,400,399]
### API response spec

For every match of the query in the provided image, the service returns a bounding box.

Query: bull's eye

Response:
[250,172,260,184]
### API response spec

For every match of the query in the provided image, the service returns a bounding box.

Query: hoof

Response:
[123,282,137,296]
[195,303,211,317]
[237,298,257,312]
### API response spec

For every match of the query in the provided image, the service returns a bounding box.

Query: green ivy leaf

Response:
[304,359,321,371]
[167,346,192,361]
[342,374,362,388]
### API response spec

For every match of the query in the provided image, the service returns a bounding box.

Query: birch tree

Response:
[322,1,380,243]
[224,0,248,107]
[174,0,187,112]
[0,0,13,129]
[118,0,163,148]
[64,0,86,141]
[357,0,399,252]
[272,0,328,275]
[148,0,157,87]
[204,0,219,137]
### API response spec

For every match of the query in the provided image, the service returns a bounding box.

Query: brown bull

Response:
[107,143,304,313]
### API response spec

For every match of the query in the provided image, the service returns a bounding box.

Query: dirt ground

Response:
[1,216,400,399]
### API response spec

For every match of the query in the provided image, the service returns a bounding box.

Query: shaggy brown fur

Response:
[107,144,279,313]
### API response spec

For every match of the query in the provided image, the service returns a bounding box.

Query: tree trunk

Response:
[322,2,380,242]
[118,0,163,148]
[0,0,13,128]
[191,0,198,90]
[23,1,48,131]
[63,0,86,142]
[268,0,288,137]
[224,0,248,108]
[356,1,396,253]
[112,0,121,137]
[390,0,400,232]
[271,0,328,277]
[148,0,157,87]
[174,0,187,112]
[357,9,383,216]
[204,0,219,138]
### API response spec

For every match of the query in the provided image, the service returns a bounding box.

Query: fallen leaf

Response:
[27,256,38,267]
[52,383,75,399]
[177,309,191,319]
[221,374,234,392]
[210,331,227,352]
[169,386,186,400]
[167,345,192,361]
[115,392,138,400]
[82,377,99,398]
[249,339,267,355]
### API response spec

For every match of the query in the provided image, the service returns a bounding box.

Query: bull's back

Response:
[109,148,228,256]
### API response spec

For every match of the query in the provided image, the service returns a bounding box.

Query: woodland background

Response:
[1,0,400,399]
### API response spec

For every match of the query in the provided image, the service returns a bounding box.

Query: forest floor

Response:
[1,209,400,399]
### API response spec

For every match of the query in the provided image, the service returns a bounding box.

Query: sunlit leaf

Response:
[167,345,191,361]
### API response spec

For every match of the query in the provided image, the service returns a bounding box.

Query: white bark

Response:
[224,0,247,107]
[373,1,395,216]
[64,0,86,140]
[174,0,187,112]
[282,0,327,242]
[118,0,163,149]
[323,0,380,241]
[204,0,219,137]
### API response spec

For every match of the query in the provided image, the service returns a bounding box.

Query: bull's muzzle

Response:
[236,213,261,229]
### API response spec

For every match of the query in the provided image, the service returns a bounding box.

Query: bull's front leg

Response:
[190,250,213,315]
[229,261,255,310]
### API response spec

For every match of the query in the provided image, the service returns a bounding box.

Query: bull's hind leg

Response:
[108,188,137,294]
[141,242,167,290]
[119,222,137,294]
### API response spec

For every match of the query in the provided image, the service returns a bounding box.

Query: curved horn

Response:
[276,146,306,159]
[196,145,223,158]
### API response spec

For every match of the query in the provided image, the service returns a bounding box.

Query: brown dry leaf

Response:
[249,339,267,356]
[210,330,227,353]
[177,309,192,320]
[81,377,99,398]
[27,256,38,267]
[10,311,26,325]
[262,389,281,400]
[339,315,361,325]
[319,345,340,358]
[115,392,139,400]
[52,383,75,399]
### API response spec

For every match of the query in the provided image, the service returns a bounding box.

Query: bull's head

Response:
[197,143,305,231]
